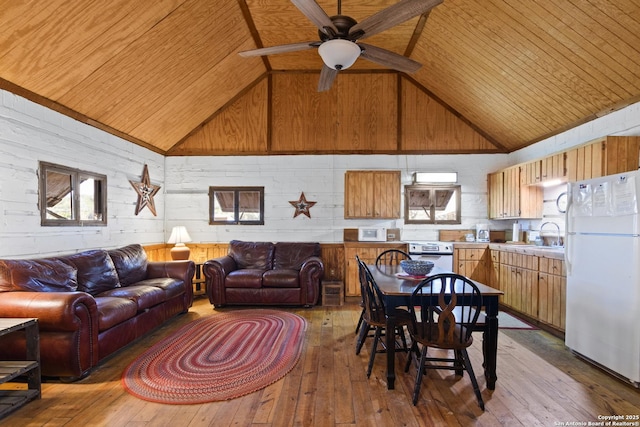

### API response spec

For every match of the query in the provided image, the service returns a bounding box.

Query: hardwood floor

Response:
[3,296,640,426]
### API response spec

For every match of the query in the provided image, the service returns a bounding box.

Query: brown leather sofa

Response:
[0,244,195,380]
[203,240,323,308]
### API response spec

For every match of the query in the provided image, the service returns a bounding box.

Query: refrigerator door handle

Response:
[565,232,573,275]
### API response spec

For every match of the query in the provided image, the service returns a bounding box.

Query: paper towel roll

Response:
[512,223,521,242]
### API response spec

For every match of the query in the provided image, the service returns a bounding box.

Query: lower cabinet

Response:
[537,257,566,331]
[344,243,408,297]
[453,246,489,283]
[499,252,539,319]
[482,246,566,333]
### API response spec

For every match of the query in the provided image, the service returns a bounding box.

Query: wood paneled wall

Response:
[170,73,500,155]
[144,242,345,282]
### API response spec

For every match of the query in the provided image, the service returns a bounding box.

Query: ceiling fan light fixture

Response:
[318,39,361,70]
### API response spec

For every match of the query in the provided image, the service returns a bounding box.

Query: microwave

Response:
[358,227,387,242]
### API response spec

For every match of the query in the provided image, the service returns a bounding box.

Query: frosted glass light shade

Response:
[318,39,361,70]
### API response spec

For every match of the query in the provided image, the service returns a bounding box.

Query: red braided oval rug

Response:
[121,309,307,404]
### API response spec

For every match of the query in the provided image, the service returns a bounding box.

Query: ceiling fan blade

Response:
[318,65,338,92]
[291,0,338,35]
[349,0,443,40]
[359,43,422,73]
[239,42,317,57]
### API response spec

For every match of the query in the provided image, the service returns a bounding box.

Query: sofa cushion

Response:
[273,242,321,270]
[98,285,165,311]
[62,250,120,296]
[95,296,138,331]
[0,258,78,292]
[229,240,274,270]
[108,244,148,286]
[136,277,185,300]
[263,269,299,288]
[226,269,264,288]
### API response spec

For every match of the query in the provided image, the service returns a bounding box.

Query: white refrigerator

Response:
[565,169,640,386]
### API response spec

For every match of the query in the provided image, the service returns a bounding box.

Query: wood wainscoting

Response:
[143,243,345,284]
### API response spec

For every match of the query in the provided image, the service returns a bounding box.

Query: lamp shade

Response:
[168,226,192,244]
[318,39,361,70]
[168,226,192,260]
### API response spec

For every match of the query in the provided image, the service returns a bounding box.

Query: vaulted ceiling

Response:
[1,0,638,156]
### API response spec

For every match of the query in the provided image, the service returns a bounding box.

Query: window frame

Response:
[404,184,461,225]
[208,186,265,225]
[39,161,107,226]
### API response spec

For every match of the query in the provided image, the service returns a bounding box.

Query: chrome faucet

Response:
[540,221,561,247]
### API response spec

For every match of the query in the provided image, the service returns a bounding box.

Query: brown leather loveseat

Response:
[0,244,194,380]
[203,240,323,308]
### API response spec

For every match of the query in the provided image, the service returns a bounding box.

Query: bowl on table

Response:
[399,259,435,276]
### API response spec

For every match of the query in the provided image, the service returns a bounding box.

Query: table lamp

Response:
[168,226,192,260]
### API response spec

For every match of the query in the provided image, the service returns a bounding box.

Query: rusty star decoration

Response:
[289,192,316,218]
[130,164,161,216]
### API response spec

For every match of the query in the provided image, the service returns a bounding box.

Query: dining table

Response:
[367,264,504,390]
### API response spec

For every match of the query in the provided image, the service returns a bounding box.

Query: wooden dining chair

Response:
[354,249,411,336]
[403,273,485,409]
[355,256,412,377]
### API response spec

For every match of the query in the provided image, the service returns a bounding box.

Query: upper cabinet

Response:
[344,170,401,219]
[522,153,566,185]
[566,136,640,182]
[489,136,640,220]
[488,167,542,219]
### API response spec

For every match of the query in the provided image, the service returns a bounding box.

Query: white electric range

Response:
[406,241,454,271]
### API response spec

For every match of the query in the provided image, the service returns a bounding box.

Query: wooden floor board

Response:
[2,297,640,426]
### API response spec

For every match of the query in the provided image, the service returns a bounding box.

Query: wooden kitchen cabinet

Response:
[538,257,566,331]
[541,152,566,182]
[489,245,566,333]
[499,251,539,318]
[453,246,489,283]
[343,242,407,297]
[344,170,401,219]
[521,160,541,186]
[487,249,502,291]
[522,153,566,186]
[565,136,640,182]
[487,166,542,219]
[487,171,504,219]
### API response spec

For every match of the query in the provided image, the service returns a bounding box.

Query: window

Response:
[209,186,264,225]
[404,184,461,224]
[39,162,107,226]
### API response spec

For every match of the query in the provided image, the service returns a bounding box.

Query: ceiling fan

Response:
[239,0,443,91]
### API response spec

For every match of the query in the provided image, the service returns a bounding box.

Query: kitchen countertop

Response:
[452,242,564,260]
[489,243,564,259]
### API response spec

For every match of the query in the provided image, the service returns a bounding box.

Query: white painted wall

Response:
[0,90,165,258]
[509,101,640,239]
[510,101,640,164]
[164,154,509,244]
[2,86,640,257]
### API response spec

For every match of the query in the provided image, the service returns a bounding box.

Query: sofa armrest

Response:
[0,291,100,378]
[147,260,195,283]
[299,256,324,306]
[0,291,98,332]
[203,256,237,306]
[146,260,196,308]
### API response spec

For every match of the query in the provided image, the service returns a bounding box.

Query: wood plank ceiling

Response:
[0,0,638,155]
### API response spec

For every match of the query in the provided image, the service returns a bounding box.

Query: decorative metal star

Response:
[129,164,161,216]
[289,192,316,218]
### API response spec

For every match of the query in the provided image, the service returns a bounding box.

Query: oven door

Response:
[410,253,454,271]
